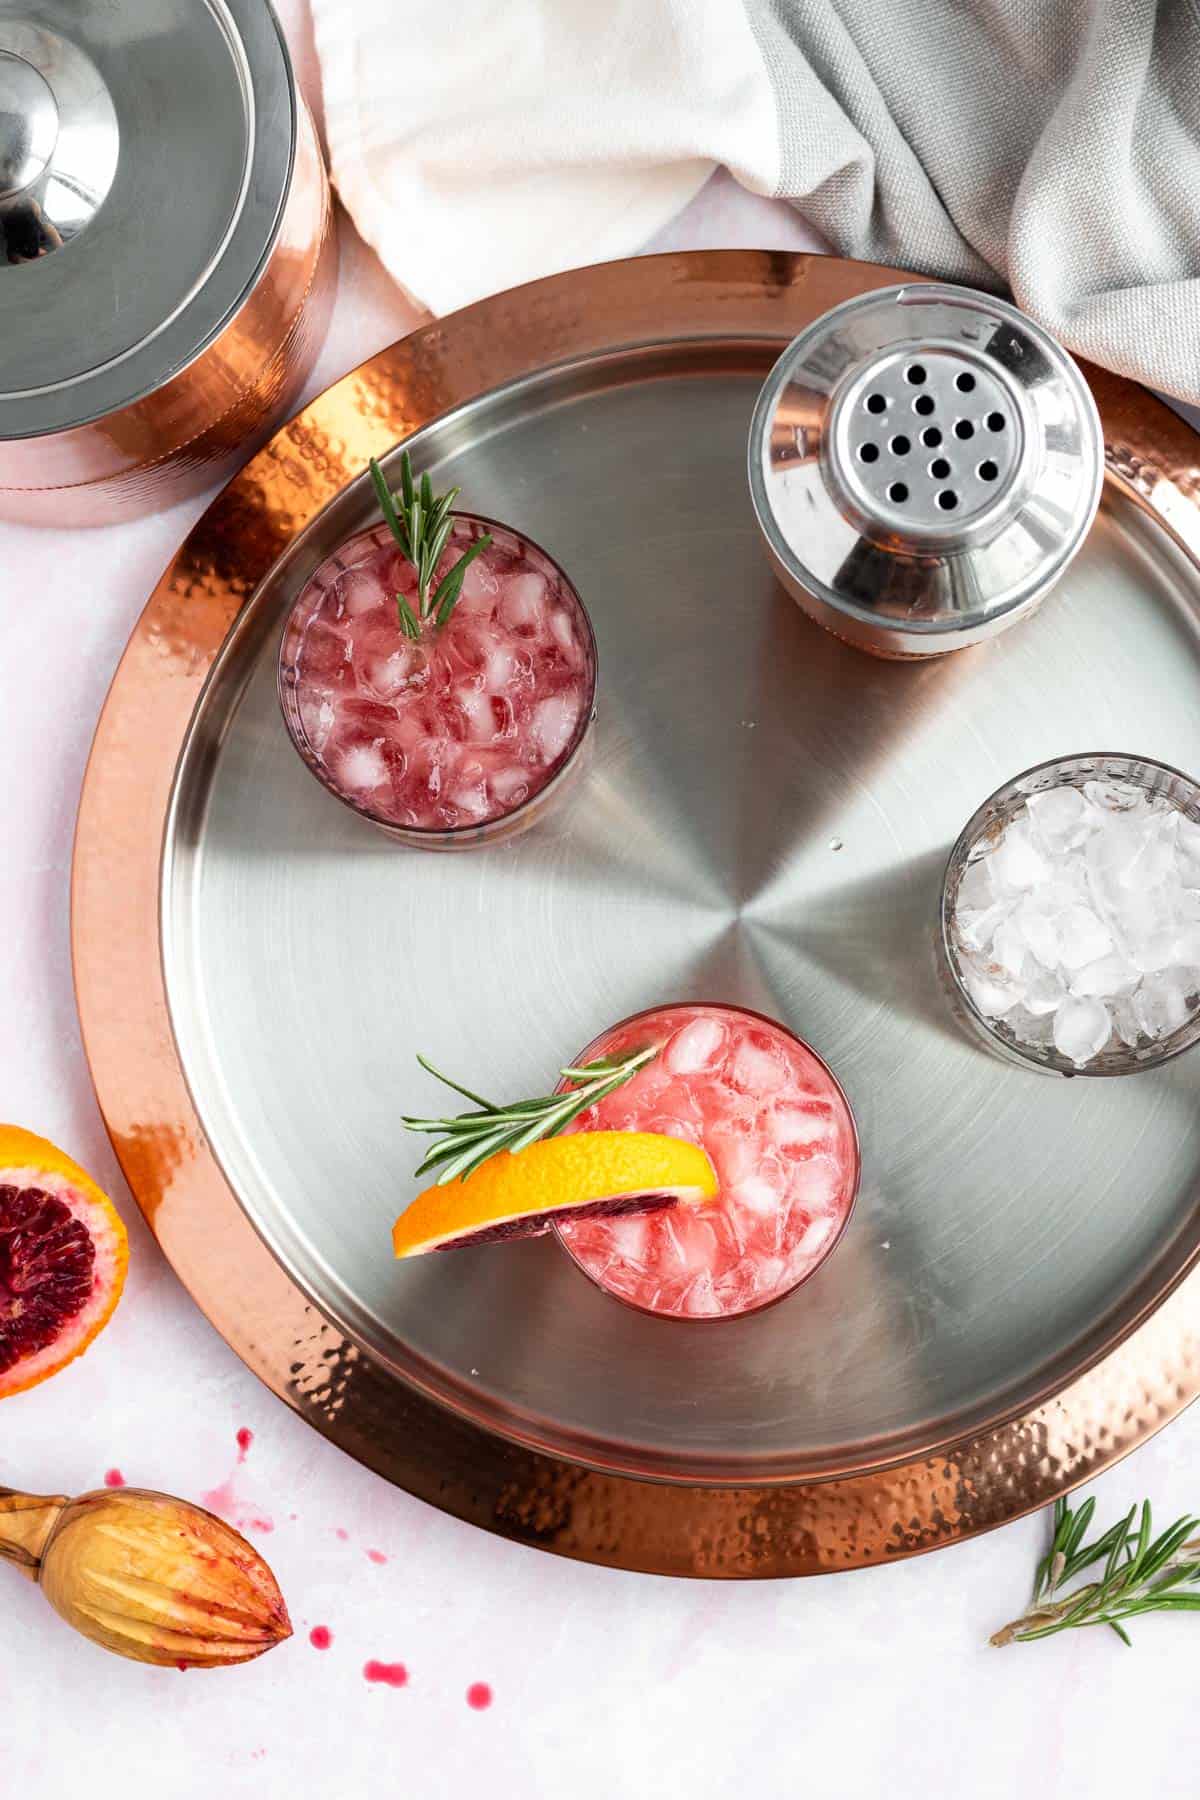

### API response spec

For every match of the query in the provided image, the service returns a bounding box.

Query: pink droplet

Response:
[467,1682,493,1711]
[335,1527,350,1542]
[236,1427,254,1462]
[103,1468,126,1488]
[364,1661,408,1688]
[366,1548,388,1565]
[201,1476,238,1518]
[309,1626,333,1651]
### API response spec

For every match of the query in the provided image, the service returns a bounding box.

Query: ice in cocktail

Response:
[556,1003,859,1318]
[279,501,596,845]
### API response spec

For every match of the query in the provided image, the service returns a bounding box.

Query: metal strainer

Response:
[748,283,1104,658]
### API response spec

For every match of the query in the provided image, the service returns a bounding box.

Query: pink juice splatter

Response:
[364,1660,408,1688]
[103,1468,125,1488]
[309,1626,333,1650]
[466,1683,493,1711]
[279,518,596,841]
[556,1004,859,1319]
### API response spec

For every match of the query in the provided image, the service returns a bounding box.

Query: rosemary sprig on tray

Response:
[991,1493,1200,1648]
[369,451,492,635]
[401,1047,657,1184]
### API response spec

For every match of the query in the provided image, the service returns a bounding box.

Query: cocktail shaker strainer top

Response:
[748,283,1104,658]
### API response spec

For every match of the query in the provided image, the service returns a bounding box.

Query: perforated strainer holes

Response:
[838,345,1022,528]
[986,411,1006,431]
[978,459,999,482]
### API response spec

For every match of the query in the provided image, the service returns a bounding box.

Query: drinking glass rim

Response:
[276,510,599,842]
[941,750,1200,1077]
[551,999,862,1322]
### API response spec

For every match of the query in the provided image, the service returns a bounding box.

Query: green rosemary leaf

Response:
[433,534,492,629]
[396,594,422,641]
[1104,1506,1137,1587]
[1122,1501,1153,1585]
[1060,1515,1130,1586]
[408,497,424,592]
[420,470,433,513]
[1108,1621,1133,1647]
[1138,1518,1200,1583]
[425,515,457,581]
[400,449,415,510]
[1035,1497,1077,1600]
[414,1053,496,1112]
[370,457,411,557]
[403,1045,657,1185]
[429,489,459,531]
[1061,1496,1095,1563]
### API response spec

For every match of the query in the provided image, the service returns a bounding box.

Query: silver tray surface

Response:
[159,308,1200,1487]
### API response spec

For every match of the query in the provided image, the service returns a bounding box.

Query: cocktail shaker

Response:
[0,0,335,524]
[748,283,1104,658]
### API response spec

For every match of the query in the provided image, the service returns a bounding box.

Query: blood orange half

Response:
[0,1126,129,1399]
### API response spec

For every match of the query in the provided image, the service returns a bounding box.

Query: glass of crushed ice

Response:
[942,754,1200,1075]
[278,516,597,848]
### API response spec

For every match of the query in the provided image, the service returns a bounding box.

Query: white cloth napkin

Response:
[311,0,1200,402]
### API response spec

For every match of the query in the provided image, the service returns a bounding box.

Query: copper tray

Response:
[73,253,1200,1575]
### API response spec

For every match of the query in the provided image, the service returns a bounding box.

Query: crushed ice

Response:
[953,778,1200,1066]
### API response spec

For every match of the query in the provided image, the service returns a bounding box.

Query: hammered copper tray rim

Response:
[71,251,1200,1576]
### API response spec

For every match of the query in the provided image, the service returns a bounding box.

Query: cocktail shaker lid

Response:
[0,0,294,439]
[748,283,1104,648]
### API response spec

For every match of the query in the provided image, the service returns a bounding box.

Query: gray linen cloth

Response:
[747,0,1200,401]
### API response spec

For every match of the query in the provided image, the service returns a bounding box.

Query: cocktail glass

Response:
[941,753,1200,1075]
[278,515,597,848]
[555,1002,860,1320]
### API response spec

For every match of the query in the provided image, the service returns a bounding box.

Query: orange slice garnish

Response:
[392,1130,717,1258]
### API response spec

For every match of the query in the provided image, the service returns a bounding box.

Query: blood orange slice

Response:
[392,1130,717,1258]
[0,1126,129,1399]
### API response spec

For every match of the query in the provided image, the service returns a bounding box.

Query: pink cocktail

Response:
[556,1003,859,1319]
[279,516,596,845]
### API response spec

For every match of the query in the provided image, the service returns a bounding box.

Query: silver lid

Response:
[748,283,1104,651]
[0,1,294,439]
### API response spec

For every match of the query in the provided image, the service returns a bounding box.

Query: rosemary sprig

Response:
[369,451,492,631]
[991,1493,1200,1648]
[401,1047,657,1184]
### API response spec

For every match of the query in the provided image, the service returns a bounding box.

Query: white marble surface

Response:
[6,8,1200,1795]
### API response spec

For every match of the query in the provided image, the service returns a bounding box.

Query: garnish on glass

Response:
[991,1492,1200,1648]
[392,1048,718,1259]
[369,451,492,640]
